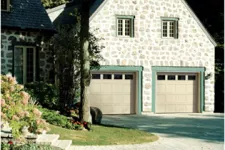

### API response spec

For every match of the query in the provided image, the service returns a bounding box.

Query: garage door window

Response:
[125,74,133,80]
[178,75,185,80]
[103,74,112,79]
[157,75,165,80]
[168,75,175,80]
[188,75,196,80]
[114,74,123,79]
[92,74,101,79]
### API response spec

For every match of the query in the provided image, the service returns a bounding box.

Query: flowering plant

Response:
[1,74,49,140]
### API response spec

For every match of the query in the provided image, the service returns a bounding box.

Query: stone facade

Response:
[1,29,53,82]
[89,0,215,112]
[47,0,215,112]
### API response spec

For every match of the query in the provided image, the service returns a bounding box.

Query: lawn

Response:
[48,124,158,145]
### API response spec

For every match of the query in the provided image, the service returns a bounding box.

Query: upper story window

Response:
[1,0,10,11]
[117,16,135,37]
[161,17,179,39]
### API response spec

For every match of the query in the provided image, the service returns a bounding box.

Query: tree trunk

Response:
[79,0,91,123]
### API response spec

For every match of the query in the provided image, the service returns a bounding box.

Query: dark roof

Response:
[1,0,55,32]
[52,0,104,26]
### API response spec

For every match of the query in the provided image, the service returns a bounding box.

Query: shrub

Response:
[38,107,91,130]
[38,107,72,129]
[24,82,59,110]
[1,74,49,139]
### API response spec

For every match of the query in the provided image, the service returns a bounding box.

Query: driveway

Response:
[71,113,224,150]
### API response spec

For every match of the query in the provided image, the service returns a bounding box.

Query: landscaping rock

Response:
[90,107,102,125]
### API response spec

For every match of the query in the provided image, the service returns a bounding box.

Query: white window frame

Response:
[116,16,134,37]
[14,46,36,84]
[161,17,179,39]
[1,0,10,12]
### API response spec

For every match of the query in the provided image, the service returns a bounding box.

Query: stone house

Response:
[1,0,55,83]
[51,0,216,114]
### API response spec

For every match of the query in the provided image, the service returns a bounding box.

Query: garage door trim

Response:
[91,66,143,114]
[152,66,205,113]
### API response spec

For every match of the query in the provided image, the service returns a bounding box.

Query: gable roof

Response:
[2,0,55,32]
[47,0,104,26]
[47,0,217,46]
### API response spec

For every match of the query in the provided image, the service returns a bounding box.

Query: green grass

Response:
[48,124,158,145]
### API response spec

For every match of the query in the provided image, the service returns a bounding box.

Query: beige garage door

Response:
[156,73,198,113]
[88,72,136,114]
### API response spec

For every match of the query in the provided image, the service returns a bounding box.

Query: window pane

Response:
[1,0,7,10]
[92,74,101,79]
[178,75,185,80]
[125,74,133,80]
[162,22,167,37]
[168,75,175,80]
[26,48,34,83]
[14,47,23,84]
[169,21,174,37]
[103,74,112,79]
[188,75,196,80]
[118,19,123,36]
[125,19,130,36]
[157,75,165,80]
[114,74,122,79]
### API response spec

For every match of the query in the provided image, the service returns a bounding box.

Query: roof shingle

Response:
[2,0,55,32]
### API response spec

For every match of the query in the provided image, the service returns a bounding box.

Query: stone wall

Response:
[89,0,215,112]
[1,30,53,82]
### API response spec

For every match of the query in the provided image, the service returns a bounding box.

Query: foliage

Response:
[41,0,70,9]
[24,82,59,110]
[38,107,91,130]
[1,143,52,150]
[38,107,71,128]
[1,74,49,139]
[50,10,104,110]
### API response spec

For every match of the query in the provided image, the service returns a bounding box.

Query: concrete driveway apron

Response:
[101,114,224,150]
[70,114,224,150]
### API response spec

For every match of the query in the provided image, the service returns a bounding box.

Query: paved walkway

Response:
[70,113,224,150]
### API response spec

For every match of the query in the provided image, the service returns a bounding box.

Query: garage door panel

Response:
[157,95,166,104]
[89,83,101,93]
[166,105,176,112]
[175,85,186,93]
[166,85,176,93]
[156,73,198,113]
[157,85,166,93]
[101,84,112,93]
[88,72,135,114]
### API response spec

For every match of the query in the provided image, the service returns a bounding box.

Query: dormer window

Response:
[1,0,10,11]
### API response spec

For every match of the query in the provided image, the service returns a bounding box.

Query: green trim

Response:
[91,66,143,114]
[116,15,135,19]
[115,15,135,37]
[161,17,179,21]
[152,66,205,113]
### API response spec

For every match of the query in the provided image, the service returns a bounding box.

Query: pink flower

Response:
[8,76,17,85]
[24,111,30,117]
[20,91,30,105]
[33,108,42,117]
[17,111,25,118]
[9,86,14,92]
[1,112,7,119]
[36,119,41,125]
[1,99,5,107]
[12,115,19,121]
